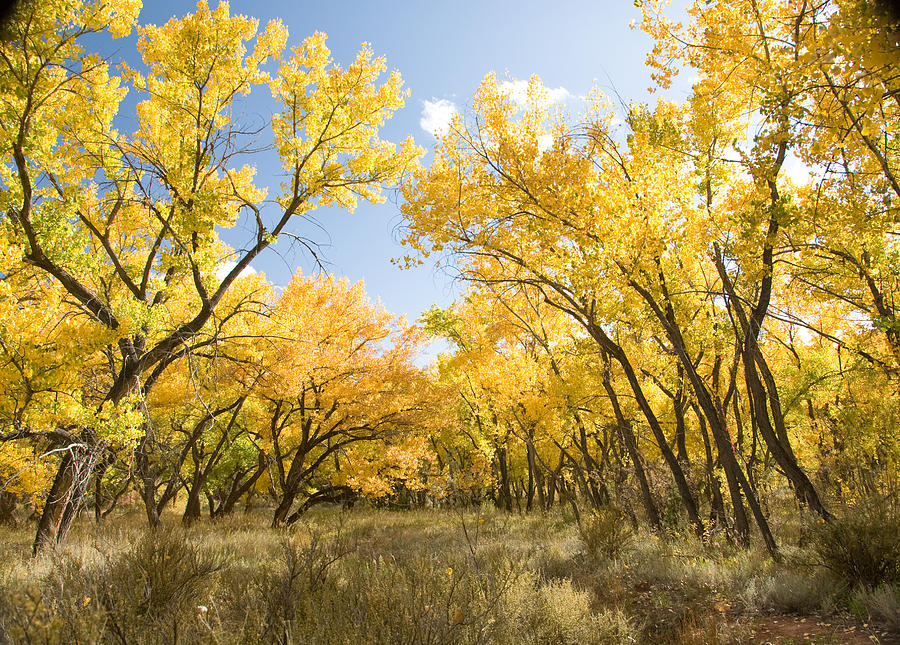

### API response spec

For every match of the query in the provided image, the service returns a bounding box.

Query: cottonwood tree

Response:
[401,73,818,554]
[404,0,899,547]
[135,272,271,526]
[247,272,434,526]
[642,1,899,375]
[423,289,634,518]
[0,0,417,552]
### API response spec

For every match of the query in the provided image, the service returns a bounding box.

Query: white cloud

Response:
[215,260,256,283]
[420,99,457,137]
[498,79,571,107]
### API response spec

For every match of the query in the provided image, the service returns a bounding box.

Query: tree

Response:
[401,75,806,553]
[641,0,900,371]
[137,271,270,526]
[402,0,900,549]
[248,271,433,526]
[0,0,418,552]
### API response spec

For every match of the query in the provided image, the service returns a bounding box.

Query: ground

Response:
[0,506,897,644]
[748,615,900,644]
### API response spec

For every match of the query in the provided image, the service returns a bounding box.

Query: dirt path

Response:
[748,615,900,644]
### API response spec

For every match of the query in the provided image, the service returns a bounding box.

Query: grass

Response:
[0,505,896,644]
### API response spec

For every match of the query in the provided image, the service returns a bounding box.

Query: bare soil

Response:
[748,615,900,644]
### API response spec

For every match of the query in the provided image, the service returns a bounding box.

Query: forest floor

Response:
[0,505,897,644]
[748,614,900,644]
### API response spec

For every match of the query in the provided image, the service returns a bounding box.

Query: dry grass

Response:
[0,504,896,644]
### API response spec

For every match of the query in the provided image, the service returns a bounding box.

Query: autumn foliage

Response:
[401,0,900,555]
[0,0,898,574]
[0,0,421,548]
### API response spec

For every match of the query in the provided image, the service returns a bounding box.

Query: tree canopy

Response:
[1,0,898,557]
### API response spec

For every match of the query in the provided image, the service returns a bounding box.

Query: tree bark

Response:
[597,337,703,535]
[714,249,831,522]
[600,363,662,531]
[33,444,96,555]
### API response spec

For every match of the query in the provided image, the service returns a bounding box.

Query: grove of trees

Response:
[1,0,898,561]
[401,0,900,557]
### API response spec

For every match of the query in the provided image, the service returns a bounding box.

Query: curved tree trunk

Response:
[600,366,662,531]
[182,475,206,525]
[598,338,704,536]
[714,249,831,522]
[627,274,778,555]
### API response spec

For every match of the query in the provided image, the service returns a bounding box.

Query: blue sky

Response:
[107,0,691,355]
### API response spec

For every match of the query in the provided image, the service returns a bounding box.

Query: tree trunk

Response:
[217,451,268,517]
[693,403,728,533]
[714,250,830,521]
[744,353,831,518]
[525,438,540,512]
[673,384,689,464]
[600,369,662,531]
[272,487,297,527]
[598,339,701,535]
[182,480,204,525]
[496,445,513,512]
[578,426,607,507]
[628,276,778,556]
[0,492,17,527]
[33,444,96,555]
[547,451,565,508]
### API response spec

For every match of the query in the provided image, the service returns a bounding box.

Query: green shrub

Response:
[812,498,900,588]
